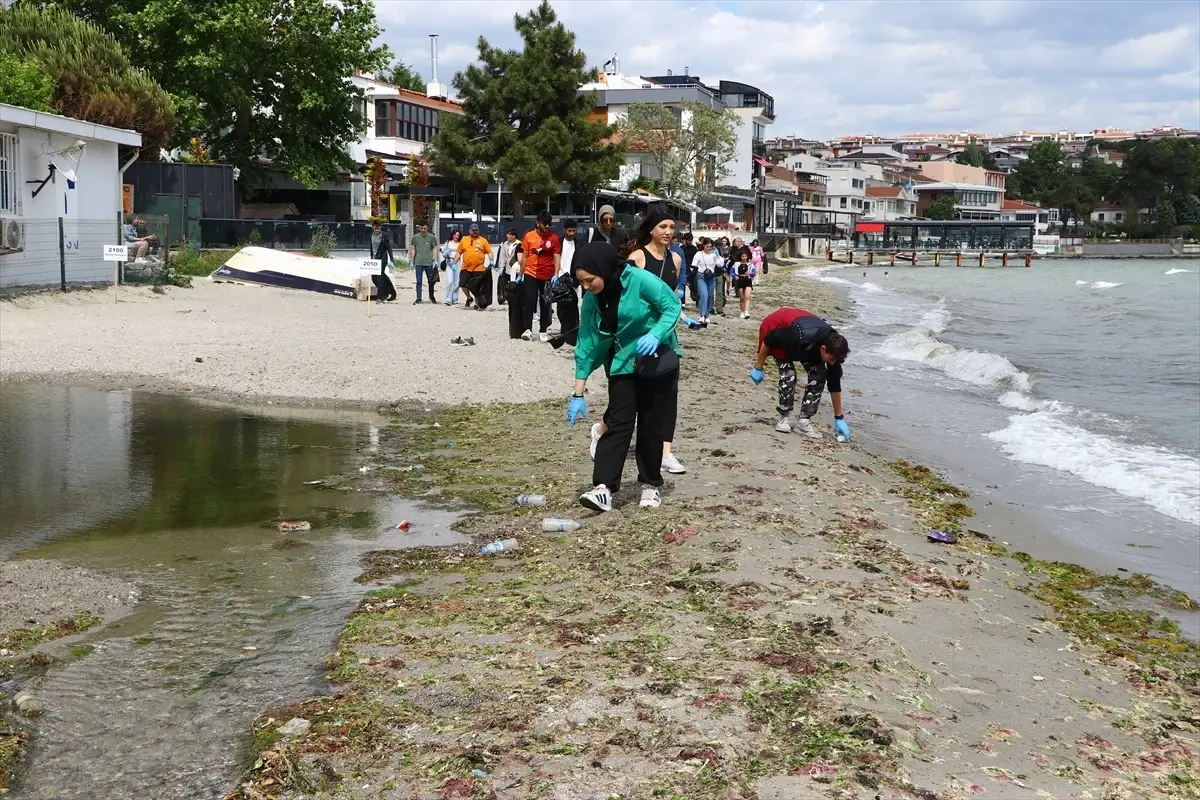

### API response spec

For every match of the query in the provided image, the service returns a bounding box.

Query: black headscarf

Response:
[573,242,627,333]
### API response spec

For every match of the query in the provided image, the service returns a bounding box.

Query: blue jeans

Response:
[697,272,715,319]
[414,265,436,301]
[444,263,460,304]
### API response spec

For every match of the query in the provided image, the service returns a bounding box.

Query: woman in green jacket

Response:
[567,242,682,512]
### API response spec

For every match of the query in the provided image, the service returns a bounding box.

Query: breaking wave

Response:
[879,328,1033,392]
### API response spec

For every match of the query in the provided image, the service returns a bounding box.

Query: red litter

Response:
[394,520,412,532]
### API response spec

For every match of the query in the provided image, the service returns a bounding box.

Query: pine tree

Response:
[429,1,623,214]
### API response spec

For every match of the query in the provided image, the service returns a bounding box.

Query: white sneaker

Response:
[521,329,533,341]
[775,416,793,433]
[539,332,551,343]
[794,418,822,439]
[589,423,602,460]
[639,486,661,508]
[579,484,613,512]
[662,453,687,474]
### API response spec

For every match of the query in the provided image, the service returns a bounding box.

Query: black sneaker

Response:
[413,299,423,305]
[465,298,474,309]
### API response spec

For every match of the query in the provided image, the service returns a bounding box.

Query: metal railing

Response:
[0,215,171,292]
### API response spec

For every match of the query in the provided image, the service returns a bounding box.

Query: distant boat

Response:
[210,246,372,299]
[895,252,918,262]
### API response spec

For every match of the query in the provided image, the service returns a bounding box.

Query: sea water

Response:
[804,259,1200,594]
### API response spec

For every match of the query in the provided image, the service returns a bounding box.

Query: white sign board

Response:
[103,244,129,262]
[360,259,381,275]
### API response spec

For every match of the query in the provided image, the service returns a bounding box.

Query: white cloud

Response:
[1102,26,1195,69]
[371,0,1200,137]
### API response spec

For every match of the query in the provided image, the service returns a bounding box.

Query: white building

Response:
[714,80,775,190]
[1000,199,1054,233]
[915,181,1004,220]
[787,153,869,218]
[864,185,917,220]
[0,103,141,288]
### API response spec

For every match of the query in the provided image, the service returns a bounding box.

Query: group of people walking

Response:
[377,208,852,514]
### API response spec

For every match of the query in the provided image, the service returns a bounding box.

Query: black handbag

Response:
[635,343,679,379]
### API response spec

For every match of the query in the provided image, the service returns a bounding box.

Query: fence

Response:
[0,215,170,292]
[199,219,406,251]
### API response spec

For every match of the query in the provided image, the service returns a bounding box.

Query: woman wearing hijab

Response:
[588,204,628,249]
[567,243,682,512]
[441,229,463,306]
[619,209,689,474]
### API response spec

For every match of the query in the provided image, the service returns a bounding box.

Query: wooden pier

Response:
[827,249,1035,267]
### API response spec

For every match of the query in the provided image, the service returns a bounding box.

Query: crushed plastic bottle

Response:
[480,538,519,555]
[541,518,583,532]
[514,494,546,506]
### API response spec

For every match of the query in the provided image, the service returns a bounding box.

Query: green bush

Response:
[171,248,236,276]
[307,229,336,258]
[0,51,53,111]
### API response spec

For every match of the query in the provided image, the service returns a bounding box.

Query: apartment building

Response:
[864,185,917,220]
[915,182,1004,219]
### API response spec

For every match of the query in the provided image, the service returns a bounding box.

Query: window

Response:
[840,197,847,208]
[851,178,864,189]
[1097,213,1105,221]
[373,99,442,143]
[0,131,19,215]
[1115,212,1123,222]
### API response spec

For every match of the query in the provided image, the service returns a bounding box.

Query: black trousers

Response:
[556,298,579,346]
[593,371,678,492]
[520,277,552,333]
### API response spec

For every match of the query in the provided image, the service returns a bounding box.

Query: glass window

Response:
[976,226,1003,249]
[840,197,847,208]
[916,225,942,248]
[946,225,971,248]
[374,100,394,137]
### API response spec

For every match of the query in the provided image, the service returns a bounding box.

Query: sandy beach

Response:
[0,272,589,408]
[2,263,1195,799]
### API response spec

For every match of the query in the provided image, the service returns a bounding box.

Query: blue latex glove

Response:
[514,273,524,284]
[750,368,765,385]
[682,316,701,330]
[635,334,660,357]
[568,395,587,427]
[676,287,686,300]
[834,418,852,441]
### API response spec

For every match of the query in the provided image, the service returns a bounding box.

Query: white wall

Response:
[0,121,127,288]
[725,108,759,189]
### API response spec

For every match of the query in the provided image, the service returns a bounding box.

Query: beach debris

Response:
[480,538,518,555]
[393,520,412,532]
[12,691,44,718]
[968,529,993,541]
[664,527,698,544]
[1032,675,1045,682]
[302,480,323,486]
[470,769,488,778]
[277,520,311,532]
[194,357,204,363]
[277,717,311,738]
[241,646,257,654]
[541,518,583,532]
[450,336,476,346]
[514,494,546,506]
[928,529,958,544]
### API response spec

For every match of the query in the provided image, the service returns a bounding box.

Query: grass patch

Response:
[0,612,103,654]
[0,728,30,794]
[169,248,237,277]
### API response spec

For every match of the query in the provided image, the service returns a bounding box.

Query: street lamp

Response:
[494,171,503,234]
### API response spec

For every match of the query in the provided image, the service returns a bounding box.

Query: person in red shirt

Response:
[750,308,852,441]
[517,211,562,341]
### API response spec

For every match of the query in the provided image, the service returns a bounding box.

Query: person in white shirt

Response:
[551,220,580,346]
[691,237,722,325]
[497,228,523,280]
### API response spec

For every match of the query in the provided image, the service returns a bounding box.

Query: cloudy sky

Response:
[372,0,1199,139]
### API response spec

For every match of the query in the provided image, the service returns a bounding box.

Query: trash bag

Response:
[497,270,510,305]
[506,279,525,339]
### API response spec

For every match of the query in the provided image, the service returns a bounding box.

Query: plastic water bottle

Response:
[541,518,583,532]
[514,494,546,506]
[480,538,519,555]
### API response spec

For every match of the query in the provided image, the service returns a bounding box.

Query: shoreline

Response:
[3,263,1196,798]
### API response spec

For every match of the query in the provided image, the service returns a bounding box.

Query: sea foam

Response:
[880,328,1032,392]
[987,410,1200,525]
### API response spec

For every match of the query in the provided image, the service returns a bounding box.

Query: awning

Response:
[704,205,733,214]
[753,156,773,167]
[856,222,885,233]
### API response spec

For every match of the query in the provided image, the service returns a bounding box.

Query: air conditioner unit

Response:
[0,218,25,252]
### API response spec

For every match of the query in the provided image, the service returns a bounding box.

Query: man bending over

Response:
[750,308,852,441]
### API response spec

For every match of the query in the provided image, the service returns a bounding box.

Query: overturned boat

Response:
[209,247,385,299]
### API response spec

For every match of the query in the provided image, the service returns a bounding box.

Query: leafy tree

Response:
[1053,173,1095,232]
[428,1,623,214]
[1079,157,1120,200]
[51,0,389,188]
[0,5,175,150]
[384,60,425,94]
[0,50,52,111]
[1117,138,1200,210]
[955,142,997,171]
[1176,193,1200,226]
[1154,198,1177,235]
[628,176,662,195]
[619,101,739,201]
[925,195,957,219]
[1008,141,1065,207]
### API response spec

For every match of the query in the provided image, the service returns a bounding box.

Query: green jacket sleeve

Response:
[574,294,600,380]
[642,270,683,343]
